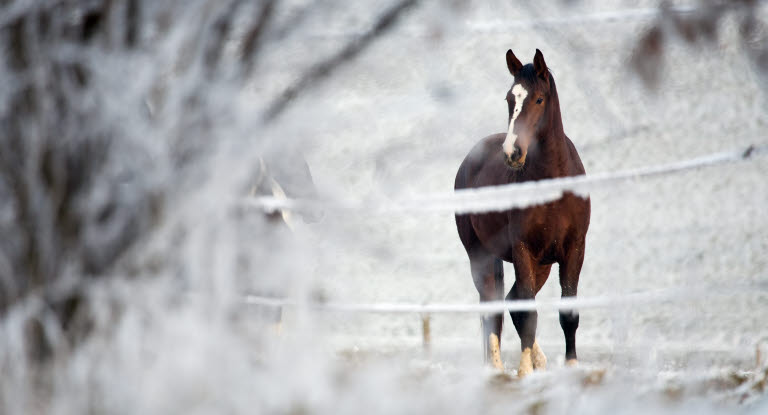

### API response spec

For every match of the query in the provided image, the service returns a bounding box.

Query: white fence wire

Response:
[247,142,767,216]
[244,284,767,314]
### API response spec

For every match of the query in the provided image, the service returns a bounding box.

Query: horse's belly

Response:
[470,202,578,265]
[469,212,517,259]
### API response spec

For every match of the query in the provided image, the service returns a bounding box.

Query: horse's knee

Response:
[559,310,579,362]
[506,283,534,301]
[559,309,579,332]
[507,285,535,322]
[471,257,501,300]
[505,287,516,302]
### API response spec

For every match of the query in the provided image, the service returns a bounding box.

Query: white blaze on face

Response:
[502,83,529,156]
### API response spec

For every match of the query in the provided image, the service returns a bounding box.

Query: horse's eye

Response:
[536,97,543,104]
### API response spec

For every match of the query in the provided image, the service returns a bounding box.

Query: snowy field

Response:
[259,0,768,412]
[1,0,767,414]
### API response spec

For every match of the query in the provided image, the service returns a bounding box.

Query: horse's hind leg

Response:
[469,251,505,370]
[559,245,585,367]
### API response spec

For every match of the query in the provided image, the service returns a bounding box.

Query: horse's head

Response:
[502,48,552,170]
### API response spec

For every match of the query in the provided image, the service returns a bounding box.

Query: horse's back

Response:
[563,134,591,230]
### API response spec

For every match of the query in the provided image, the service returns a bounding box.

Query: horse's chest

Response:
[470,202,567,263]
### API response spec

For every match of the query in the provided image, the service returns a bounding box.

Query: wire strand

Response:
[245,143,767,216]
[243,284,767,314]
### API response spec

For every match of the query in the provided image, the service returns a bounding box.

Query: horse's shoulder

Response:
[481,133,506,146]
[456,133,507,190]
[469,133,505,160]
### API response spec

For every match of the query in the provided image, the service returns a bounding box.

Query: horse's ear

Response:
[506,49,523,75]
[533,49,548,81]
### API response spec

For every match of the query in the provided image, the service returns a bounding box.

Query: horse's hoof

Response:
[532,341,547,370]
[489,333,505,371]
[518,348,534,378]
[565,358,578,368]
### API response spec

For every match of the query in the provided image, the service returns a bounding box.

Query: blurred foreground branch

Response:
[632,0,768,87]
[0,0,420,363]
[263,0,420,121]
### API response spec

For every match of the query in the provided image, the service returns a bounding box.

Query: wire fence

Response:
[242,141,767,335]
[246,142,767,216]
[244,284,767,314]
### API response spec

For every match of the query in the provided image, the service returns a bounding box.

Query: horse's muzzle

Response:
[504,149,526,170]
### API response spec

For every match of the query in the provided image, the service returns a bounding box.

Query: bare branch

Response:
[240,0,277,76]
[262,0,420,122]
[630,0,764,87]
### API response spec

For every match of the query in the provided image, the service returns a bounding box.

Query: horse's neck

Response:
[527,131,570,179]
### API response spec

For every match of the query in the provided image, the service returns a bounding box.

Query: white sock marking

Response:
[502,84,528,155]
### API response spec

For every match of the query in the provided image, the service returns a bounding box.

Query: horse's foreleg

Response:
[529,264,552,371]
[470,254,504,370]
[507,280,537,377]
[508,247,549,378]
[559,245,585,367]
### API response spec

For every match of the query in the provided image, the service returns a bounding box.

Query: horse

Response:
[454,49,590,377]
[249,151,323,331]
[250,155,324,227]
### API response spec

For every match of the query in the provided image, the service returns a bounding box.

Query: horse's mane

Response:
[545,70,565,138]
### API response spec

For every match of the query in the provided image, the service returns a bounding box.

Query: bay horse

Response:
[454,49,590,377]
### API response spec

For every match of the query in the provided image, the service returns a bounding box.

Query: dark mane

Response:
[514,63,539,84]
[545,69,564,138]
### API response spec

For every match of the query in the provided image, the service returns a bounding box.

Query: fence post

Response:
[421,313,431,351]
[757,337,768,369]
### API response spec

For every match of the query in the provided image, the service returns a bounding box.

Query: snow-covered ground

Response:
[1,0,767,414]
